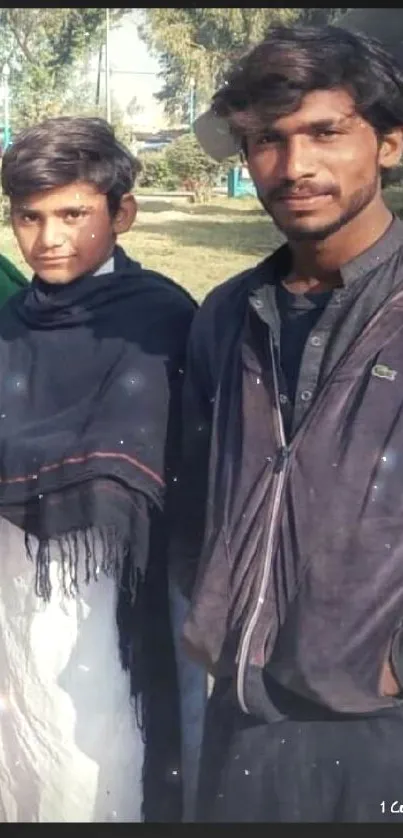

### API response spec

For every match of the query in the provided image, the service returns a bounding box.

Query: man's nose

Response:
[280,136,316,181]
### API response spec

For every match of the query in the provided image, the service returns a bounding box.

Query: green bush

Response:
[137,149,180,191]
[165,133,223,202]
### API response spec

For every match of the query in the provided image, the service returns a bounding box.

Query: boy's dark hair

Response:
[1,116,141,216]
[212,24,403,153]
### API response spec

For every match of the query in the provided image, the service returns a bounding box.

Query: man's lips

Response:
[274,191,333,208]
[275,190,332,200]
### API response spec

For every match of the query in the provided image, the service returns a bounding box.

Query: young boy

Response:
[0,117,196,822]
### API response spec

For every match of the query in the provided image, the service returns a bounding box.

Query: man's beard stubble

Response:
[258,172,379,242]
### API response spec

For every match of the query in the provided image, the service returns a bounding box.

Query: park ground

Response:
[1,189,403,302]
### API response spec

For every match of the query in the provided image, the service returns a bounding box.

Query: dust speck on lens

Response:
[121,370,145,393]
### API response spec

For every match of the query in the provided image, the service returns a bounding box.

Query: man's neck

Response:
[284,200,393,295]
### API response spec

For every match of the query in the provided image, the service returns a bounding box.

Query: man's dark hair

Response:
[1,116,141,216]
[213,24,403,158]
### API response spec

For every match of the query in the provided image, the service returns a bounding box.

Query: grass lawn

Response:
[1,189,402,303]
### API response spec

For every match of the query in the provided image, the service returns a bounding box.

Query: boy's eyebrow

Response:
[12,204,94,215]
[54,205,94,215]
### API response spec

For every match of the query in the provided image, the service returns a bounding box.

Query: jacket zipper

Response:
[236,286,403,713]
[236,330,288,713]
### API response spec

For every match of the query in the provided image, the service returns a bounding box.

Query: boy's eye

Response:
[64,209,87,221]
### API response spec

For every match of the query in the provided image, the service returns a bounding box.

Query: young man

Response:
[171,25,403,822]
[0,116,196,822]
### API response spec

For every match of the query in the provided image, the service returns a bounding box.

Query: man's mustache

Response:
[268,182,337,201]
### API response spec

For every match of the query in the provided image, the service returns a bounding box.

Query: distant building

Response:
[128,126,189,155]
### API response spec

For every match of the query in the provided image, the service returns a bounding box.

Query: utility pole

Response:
[96,44,103,108]
[105,8,111,122]
[189,77,196,129]
[2,63,10,150]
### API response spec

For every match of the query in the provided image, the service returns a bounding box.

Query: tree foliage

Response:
[137,149,180,191]
[138,8,351,121]
[0,8,132,129]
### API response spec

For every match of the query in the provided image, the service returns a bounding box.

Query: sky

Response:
[100,11,166,130]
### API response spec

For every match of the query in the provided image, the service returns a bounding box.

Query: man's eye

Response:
[19,214,37,224]
[256,134,278,146]
[315,129,339,140]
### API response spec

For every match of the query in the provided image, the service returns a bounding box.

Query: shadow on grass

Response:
[180,203,265,218]
[136,200,186,214]
[136,198,265,217]
[137,217,283,257]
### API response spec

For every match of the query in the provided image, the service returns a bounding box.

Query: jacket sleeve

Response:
[168,309,214,601]
[389,623,403,693]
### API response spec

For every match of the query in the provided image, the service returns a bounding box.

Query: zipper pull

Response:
[274,446,289,474]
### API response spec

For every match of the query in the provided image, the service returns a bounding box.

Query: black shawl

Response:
[0,244,195,708]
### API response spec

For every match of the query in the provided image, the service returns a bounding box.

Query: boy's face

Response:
[10,180,136,284]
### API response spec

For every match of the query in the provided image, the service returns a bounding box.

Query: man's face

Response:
[10,181,136,283]
[245,88,402,242]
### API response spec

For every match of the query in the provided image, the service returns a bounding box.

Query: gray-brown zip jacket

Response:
[171,217,403,719]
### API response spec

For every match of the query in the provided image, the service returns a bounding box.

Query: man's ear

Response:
[379,127,403,171]
[112,193,137,234]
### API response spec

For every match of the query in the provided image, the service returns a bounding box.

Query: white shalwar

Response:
[0,516,144,822]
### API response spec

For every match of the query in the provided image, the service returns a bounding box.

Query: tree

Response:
[138,9,350,121]
[0,8,132,129]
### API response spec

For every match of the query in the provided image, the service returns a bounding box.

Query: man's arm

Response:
[380,626,403,696]
[168,311,214,602]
